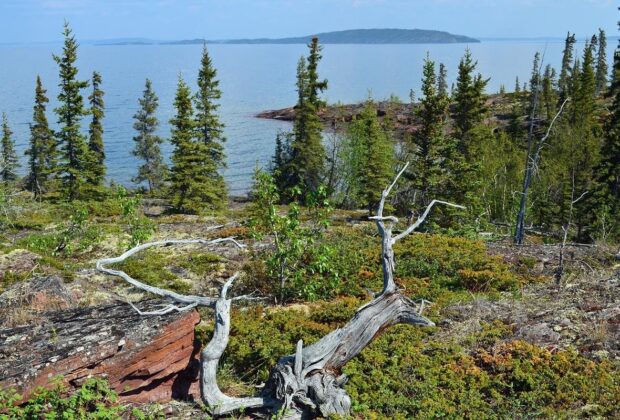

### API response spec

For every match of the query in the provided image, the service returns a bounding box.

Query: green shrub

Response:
[247,170,339,303]
[0,378,161,419]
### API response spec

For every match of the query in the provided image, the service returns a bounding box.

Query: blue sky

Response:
[0,0,617,43]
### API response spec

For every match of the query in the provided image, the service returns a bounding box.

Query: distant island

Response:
[100,29,480,46]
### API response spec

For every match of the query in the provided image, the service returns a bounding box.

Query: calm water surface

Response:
[0,41,610,193]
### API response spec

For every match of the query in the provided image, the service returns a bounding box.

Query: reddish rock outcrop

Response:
[0,300,202,403]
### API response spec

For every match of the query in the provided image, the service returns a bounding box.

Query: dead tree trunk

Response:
[96,164,462,418]
[514,98,569,244]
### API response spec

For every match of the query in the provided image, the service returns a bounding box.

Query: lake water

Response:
[0,40,613,194]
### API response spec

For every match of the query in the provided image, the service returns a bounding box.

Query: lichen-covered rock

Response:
[0,300,201,403]
[0,249,40,281]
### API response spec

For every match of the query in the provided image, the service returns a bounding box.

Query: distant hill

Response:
[164,29,480,45]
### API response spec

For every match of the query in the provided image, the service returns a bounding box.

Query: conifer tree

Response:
[595,28,608,96]
[514,76,521,95]
[169,76,224,213]
[595,27,620,240]
[284,37,328,199]
[528,52,542,115]
[562,41,600,239]
[437,62,449,98]
[343,100,394,212]
[411,54,451,204]
[572,41,597,124]
[1,113,20,183]
[53,22,90,200]
[193,43,227,204]
[87,71,106,187]
[132,79,167,193]
[558,32,577,102]
[25,76,55,196]
[541,65,558,119]
[453,49,489,143]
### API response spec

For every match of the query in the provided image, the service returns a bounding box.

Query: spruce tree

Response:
[53,22,90,200]
[558,32,577,102]
[25,76,55,196]
[87,71,106,187]
[595,28,608,96]
[169,76,223,213]
[541,65,558,120]
[345,100,394,213]
[453,49,489,143]
[563,41,600,239]
[528,52,541,116]
[193,43,227,204]
[285,37,328,199]
[1,113,20,183]
[412,54,450,203]
[132,79,166,193]
[595,27,620,239]
[437,62,449,98]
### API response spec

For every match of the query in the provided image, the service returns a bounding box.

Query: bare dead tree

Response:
[555,170,588,284]
[97,163,463,418]
[514,98,569,245]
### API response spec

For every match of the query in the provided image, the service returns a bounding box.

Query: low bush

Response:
[0,378,162,419]
[197,298,620,419]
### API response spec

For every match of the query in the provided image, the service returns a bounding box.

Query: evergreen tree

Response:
[595,26,620,240]
[528,52,541,115]
[573,41,597,124]
[132,79,167,193]
[541,65,558,119]
[283,38,328,199]
[53,22,90,200]
[453,49,489,144]
[169,76,224,213]
[193,43,227,204]
[87,71,106,187]
[562,41,601,239]
[595,28,608,96]
[25,76,55,196]
[437,62,449,98]
[0,113,20,183]
[343,100,394,212]
[514,76,521,95]
[411,54,451,204]
[558,32,577,102]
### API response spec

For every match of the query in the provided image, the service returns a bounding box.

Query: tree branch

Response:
[96,237,245,308]
[377,162,409,217]
[392,200,465,243]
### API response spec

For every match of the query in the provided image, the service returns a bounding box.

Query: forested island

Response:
[0,12,619,420]
[102,28,479,45]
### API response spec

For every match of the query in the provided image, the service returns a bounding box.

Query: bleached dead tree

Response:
[97,164,463,418]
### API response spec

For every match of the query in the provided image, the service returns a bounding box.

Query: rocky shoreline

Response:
[256,94,514,134]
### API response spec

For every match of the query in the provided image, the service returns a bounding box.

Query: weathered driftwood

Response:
[96,163,463,418]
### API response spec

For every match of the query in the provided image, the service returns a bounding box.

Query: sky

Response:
[0,0,617,44]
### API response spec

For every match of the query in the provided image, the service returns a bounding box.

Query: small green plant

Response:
[0,377,160,419]
[117,186,155,249]
[248,169,339,303]
[50,204,101,256]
